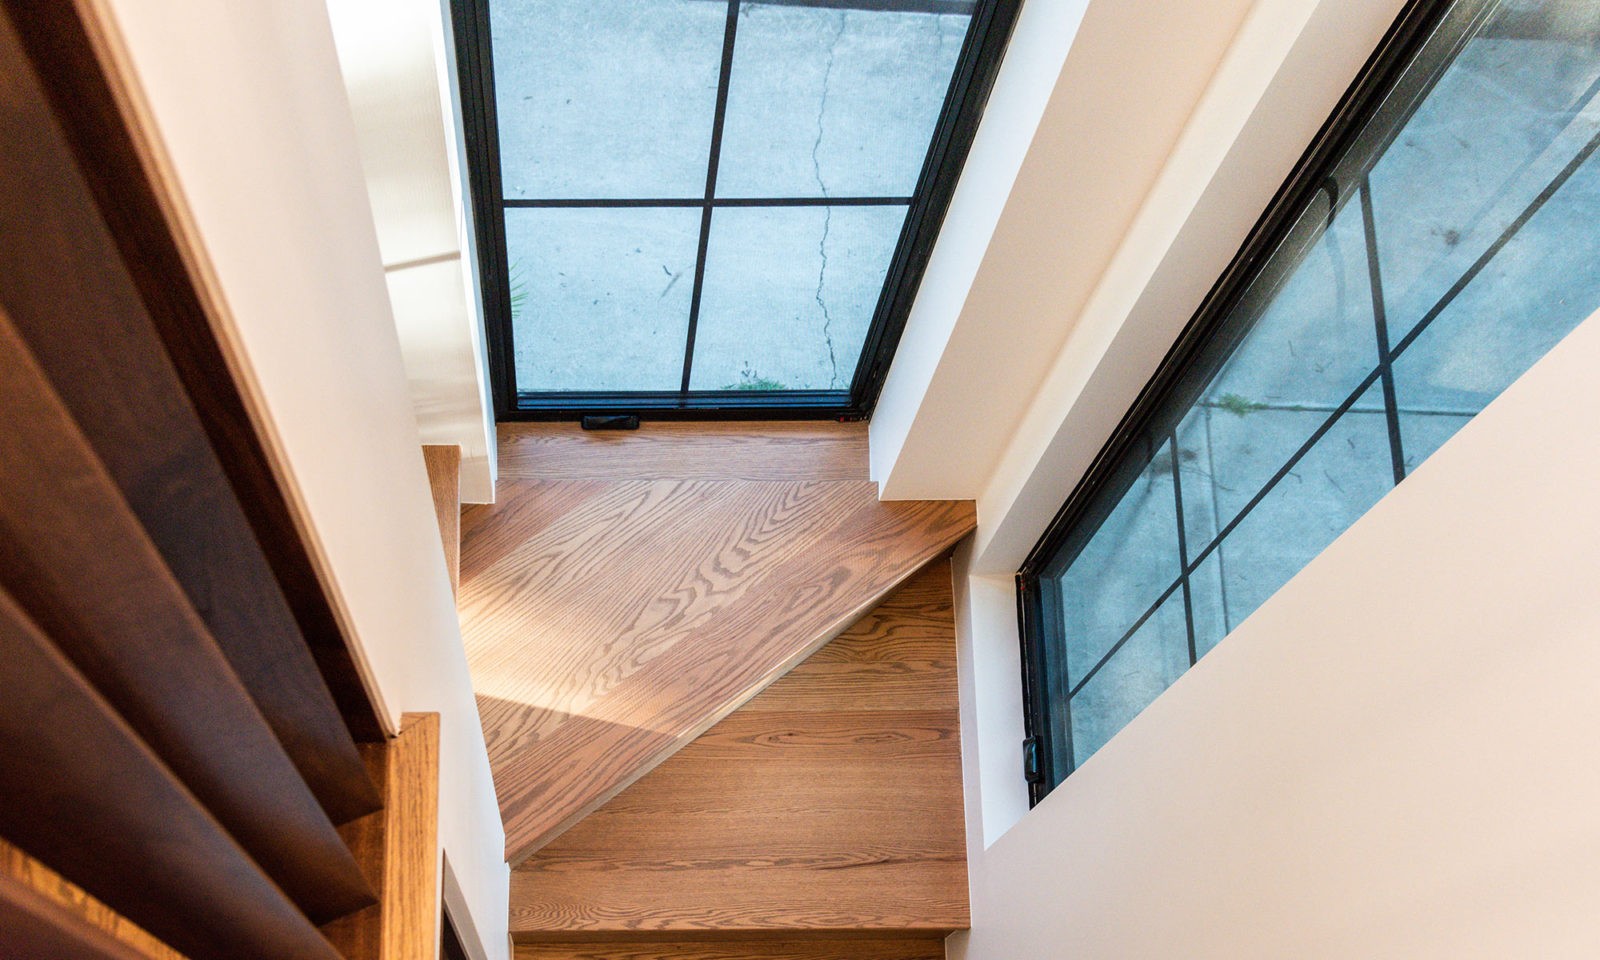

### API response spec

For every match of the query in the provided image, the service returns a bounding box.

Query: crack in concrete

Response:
[813,11,847,389]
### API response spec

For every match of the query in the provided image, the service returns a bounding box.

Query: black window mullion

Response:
[1038,578,1075,782]
[1358,175,1408,485]
[451,0,518,416]
[457,0,1024,419]
[1168,431,1199,667]
[1036,123,1597,775]
[1065,362,1383,705]
[1188,368,1383,580]
[680,210,717,398]
[1178,118,1600,586]
[680,0,742,396]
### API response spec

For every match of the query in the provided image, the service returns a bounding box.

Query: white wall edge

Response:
[870,0,1259,503]
[952,544,1030,852]
[326,0,498,507]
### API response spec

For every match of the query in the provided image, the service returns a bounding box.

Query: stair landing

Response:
[460,422,974,863]
[509,559,967,939]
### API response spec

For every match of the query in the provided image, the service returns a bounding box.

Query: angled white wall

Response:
[966,0,1409,575]
[952,303,1600,958]
[943,0,1412,856]
[92,2,508,957]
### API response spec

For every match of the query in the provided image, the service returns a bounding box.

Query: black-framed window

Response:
[451,0,1022,420]
[1018,0,1600,801]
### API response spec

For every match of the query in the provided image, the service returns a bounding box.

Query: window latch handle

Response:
[1023,736,1041,784]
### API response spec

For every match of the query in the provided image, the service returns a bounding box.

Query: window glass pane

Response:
[1045,441,1181,689]
[1367,3,1600,344]
[489,0,724,199]
[1175,198,1377,549]
[688,205,906,391]
[1021,0,1600,794]
[1390,127,1600,465]
[506,208,699,391]
[1068,592,1190,767]
[1188,385,1395,659]
[715,4,970,198]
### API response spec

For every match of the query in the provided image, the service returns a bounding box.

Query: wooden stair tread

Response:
[516,939,944,960]
[508,562,967,938]
[496,421,869,483]
[461,425,973,863]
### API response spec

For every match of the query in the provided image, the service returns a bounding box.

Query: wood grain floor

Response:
[495,422,869,483]
[461,424,974,863]
[508,561,966,938]
[516,939,944,960]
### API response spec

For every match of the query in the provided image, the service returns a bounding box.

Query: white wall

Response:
[866,0,1085,489]
[951,549,1030,851]
[325,0,498,503]
[88,2,508,957]
[952,304,1600,959]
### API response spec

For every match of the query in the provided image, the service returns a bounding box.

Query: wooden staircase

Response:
[0,6,450,955]
[458,423,975,866]
[506,559,966,955]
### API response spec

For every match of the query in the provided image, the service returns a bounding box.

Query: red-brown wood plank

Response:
[463,435,973,863]
[0,0,386,755]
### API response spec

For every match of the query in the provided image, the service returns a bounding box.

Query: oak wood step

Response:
[516,939,944,960]
[508,561,967,936]
[461,424,974,864]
